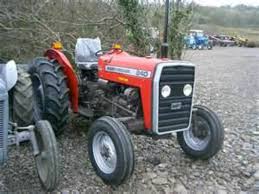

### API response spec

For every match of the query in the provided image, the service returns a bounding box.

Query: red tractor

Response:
[28,2,224,186]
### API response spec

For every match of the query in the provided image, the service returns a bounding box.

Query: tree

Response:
[169,0,193,59]
[117,0,151,56]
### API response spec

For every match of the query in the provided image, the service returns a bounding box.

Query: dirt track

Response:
[0,47,258,193]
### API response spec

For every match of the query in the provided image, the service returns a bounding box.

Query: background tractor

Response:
[185,30,213,50]
[233,35,248,47]
[28,1,224,186]
[0,60,59,191]
[210,35,235,47]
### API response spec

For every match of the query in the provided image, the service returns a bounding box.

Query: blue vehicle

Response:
[184,30,213,50]
[184,34,196,49]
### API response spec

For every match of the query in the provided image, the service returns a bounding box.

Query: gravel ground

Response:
[0,47,258,193]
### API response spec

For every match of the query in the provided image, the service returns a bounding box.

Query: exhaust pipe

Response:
[161,0,170,58]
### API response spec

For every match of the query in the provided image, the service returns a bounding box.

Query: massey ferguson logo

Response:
[171,102,182,110]
[105,65,151,78]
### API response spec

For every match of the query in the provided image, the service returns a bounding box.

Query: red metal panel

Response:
[98,50,166,130]
[44,49,79,113]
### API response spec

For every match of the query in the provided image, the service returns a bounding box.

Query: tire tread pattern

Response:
[29,59,69,134]
[35,120,60,191]
[12,68,33,126]
[88,116,135,186]
[177,105,224,159]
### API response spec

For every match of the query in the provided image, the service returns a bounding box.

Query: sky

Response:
[192,0,259,7]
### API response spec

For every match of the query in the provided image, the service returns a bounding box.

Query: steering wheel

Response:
[95,48,123,57]
[95,50,110,57]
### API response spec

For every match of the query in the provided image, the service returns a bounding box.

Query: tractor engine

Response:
[79,69,142,120]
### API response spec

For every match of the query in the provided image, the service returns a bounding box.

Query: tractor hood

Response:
[197,36,207,41]
[98,50,195,131]
[98,50,169,80]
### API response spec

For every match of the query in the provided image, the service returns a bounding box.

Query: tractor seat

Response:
[75,37,101,70]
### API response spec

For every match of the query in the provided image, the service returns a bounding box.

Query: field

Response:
[0,47,258,193]
[195,24,259,42]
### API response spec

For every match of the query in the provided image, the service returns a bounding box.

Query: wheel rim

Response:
[32,74,44,119]
[92,131,117,174]
[183,116,211,151]
[35,130,48,182]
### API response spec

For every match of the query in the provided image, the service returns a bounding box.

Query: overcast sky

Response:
[192,0,259,7]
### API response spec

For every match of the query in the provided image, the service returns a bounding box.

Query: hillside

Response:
[191,4,259,41]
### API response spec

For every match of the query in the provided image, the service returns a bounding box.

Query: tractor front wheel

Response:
[29,59,69,135]
[34,120,60,191]
[177,105,224,160]
[207,43,213,50]
[88,116,135,185]
[191,44,197,50]
[198,45,204,50]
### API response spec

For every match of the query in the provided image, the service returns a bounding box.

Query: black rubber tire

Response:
[207,43,213,50]
[29,58,69,135]
[192,45,197,50]
[34,120,60,192]
[88,116,135,185]
[12,68,33,126]
[177,105,224,160]
[198,45,204,50]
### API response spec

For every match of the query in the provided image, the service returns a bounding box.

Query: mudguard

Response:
[44,49,79,112]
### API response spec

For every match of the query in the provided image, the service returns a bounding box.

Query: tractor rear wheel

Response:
[29,58,69,135]
[88,116,135,185]
[177,105,224,160]
[12,68,33,126]
[198,45,204,50]
[34,120,60,191]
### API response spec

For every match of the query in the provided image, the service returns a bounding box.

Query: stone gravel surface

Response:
[0,47,258,193]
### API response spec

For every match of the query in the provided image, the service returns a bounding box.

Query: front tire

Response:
[192,44,197,50]
[29,58,69,134]
[34,120,60,191]
[177,105,224,159]
[207,43,213,50]
[198,45,204,50]
[88,116,135,185]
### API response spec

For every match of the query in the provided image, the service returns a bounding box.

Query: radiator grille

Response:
[0,100,4,148]
[153,64,195,134]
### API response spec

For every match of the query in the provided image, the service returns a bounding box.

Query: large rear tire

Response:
[29,58,69,135]
[34,120,60,191]
[177,105,224,160]
[88,116,135,185]
[12,68,33,126]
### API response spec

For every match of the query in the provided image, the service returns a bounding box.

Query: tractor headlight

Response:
[161,85,171,98]
[183,84,192,96]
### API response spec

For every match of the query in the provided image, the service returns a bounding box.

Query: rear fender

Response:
[44,49,79,112]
